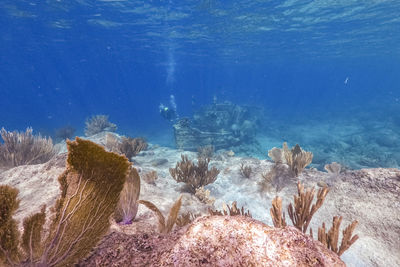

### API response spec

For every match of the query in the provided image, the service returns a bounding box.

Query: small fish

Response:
[344,77,349,84]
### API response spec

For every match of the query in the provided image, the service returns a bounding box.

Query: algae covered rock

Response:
[160,215,345,266]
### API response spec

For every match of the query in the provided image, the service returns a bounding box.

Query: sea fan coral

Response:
[0,137,130,266]
[84,115,117,136]
[114,167,141,224]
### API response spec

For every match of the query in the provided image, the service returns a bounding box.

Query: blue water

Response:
[1,0,400,168]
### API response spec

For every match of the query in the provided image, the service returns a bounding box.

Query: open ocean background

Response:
[1,0,400,169]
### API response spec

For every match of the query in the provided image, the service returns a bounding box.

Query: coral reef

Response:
[78,216,345,266]
[84,115,117,136]
[169,155,219,193]
[119,137,147,159]
[1,133,396,266]
[21,205,46,260]
[0,127,56,168]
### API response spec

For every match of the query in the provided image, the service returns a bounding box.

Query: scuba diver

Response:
[159,94,177,122]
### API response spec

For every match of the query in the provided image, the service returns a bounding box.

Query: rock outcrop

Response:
[80,216,344,266]
[160,215,344,266]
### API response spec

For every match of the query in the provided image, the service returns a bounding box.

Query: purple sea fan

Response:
[114,168,141,224]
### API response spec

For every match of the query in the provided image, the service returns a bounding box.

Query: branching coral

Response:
[169,155,219,194]
[239,163,252,178]
[318,216,359,256]
[270,197,287,228]
[209,201,252,218]
[269,182,358,258]
[0,127,56,167]
[288,182,329,233]
[283,142,313,177]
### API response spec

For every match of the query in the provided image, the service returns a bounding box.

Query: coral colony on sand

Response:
[0,112,367,266]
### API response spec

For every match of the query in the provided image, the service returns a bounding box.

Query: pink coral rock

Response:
[160,215,345,267]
